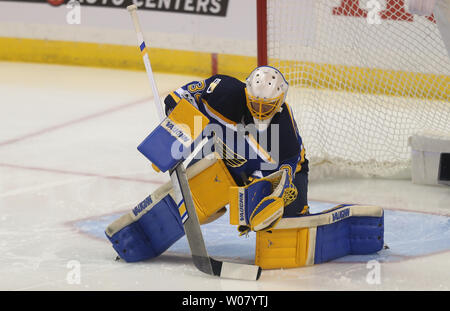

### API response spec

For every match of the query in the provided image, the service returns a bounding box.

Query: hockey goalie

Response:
[105,66,384,270]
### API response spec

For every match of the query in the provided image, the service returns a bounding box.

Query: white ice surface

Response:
[0,62,449,291]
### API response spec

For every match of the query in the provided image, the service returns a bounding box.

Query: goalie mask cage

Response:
[257,0,450,179]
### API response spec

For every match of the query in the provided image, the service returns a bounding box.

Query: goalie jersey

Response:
[164,75,308,191]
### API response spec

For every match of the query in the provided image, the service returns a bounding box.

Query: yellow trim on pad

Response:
[168,98,210,141]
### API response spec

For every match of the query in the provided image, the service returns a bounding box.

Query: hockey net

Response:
[258,0,450,179]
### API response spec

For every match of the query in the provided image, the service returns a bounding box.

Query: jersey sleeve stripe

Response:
[201,98,238,129]
[169,91,181,102]
[246,134,276,164]
[296,146,306,173]
[284,102,297,131]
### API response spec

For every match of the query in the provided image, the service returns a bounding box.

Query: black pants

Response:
[283,159,309,217]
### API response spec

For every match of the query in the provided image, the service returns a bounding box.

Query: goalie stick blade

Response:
[210,258,262,281]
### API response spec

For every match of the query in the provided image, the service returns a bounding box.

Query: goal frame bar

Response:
[256,0,268,67]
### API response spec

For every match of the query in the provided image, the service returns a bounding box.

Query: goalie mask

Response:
[245,66,289,130]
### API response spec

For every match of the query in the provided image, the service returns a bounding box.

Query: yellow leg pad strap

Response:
[168,98,210,142]
[255,228,312,269]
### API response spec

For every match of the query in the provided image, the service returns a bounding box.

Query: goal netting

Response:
[260,0,450,179]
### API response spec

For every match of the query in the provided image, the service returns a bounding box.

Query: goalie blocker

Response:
[137,97,209,172]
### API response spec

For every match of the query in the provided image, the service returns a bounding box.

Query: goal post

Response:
[256,0,450,179]
[256,0,268,66]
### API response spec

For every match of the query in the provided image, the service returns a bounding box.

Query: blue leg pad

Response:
[106,195,185,262]
[314,213,384,264]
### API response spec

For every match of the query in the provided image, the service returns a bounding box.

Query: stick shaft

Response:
[127,5,164,120]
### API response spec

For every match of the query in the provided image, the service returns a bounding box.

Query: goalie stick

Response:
[126,5,262,281]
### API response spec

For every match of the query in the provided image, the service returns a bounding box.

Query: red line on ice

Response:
[0,162,166,185]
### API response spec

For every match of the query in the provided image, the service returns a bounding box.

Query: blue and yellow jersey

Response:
[164,74,307,185]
